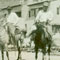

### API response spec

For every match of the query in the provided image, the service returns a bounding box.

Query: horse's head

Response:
[34,22,45,32]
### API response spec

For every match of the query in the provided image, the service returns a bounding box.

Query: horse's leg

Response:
[1,46,4,60]
[35,46,38,60]
[42,53,44,60]
[42,52,46,60]
[17,47,21,60]
[42,47,46,60]
[6,51,9,60]
[5,44,9,60]
[47,44,51,60]
[17,41,22,60]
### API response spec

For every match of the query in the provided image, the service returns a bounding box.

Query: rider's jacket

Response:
[35,10,53,37]
[36,10,53,23]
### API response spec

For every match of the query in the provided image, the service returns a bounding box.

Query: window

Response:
[35,8,40,17]
[29,9,36,17]
[31,9,34,16]
[29,8,43,18]
[57,7,59,15]
[34,9,36,17]
[16,11,21,17]
[29,9,40,18]
[29,11,30,17]
[39,7,43,11]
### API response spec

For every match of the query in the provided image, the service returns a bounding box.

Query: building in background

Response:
[0,0,51,19]
[0,0,60,33]
[0,0,22,18]
[50,0,60,33]
[27,0,60,33]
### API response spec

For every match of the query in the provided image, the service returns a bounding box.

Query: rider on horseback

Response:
[35,1,53,40]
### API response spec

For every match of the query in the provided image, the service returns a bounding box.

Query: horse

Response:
[0,21,27,60]
[6,22,27,60]
[26,22,53,60]
[0,25,9,60]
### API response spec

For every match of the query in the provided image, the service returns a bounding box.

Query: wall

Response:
[11,6,21,12]
[0,0,21,9]
[49,0,60,33]
[21,4,29,20]
[49,0,60,25]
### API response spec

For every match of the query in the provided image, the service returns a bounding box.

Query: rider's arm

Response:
[48,11,53,23]
[36,13,40,22]
[35,11,42,23]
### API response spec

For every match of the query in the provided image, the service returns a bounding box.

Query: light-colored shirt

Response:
[7,12,19,25]
[36,10,53,22]
[7,12,26,30]
[36,10,53,36]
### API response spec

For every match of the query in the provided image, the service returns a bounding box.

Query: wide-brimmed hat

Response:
[43,1,50,7]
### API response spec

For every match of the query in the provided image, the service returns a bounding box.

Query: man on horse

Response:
[5,6,22,60]
[31,1,54,60]
[35,1,53,40]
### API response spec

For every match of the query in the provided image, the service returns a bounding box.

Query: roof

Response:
[1,5,21,11]
[27,1,43,6]
[27,0,50,6]
[0,0,21,10]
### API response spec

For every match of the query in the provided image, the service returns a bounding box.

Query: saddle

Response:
[35,22,52,40]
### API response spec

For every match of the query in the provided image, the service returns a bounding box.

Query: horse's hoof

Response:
[17,59,18,60]
[21,59,25,60]
[17,59,20,60]
[17,58,25,60]
[35,59,37,60]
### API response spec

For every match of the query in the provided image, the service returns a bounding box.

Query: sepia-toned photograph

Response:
[0,0,60,60]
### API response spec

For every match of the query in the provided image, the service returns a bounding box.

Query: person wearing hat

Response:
[35,1,53,39]
[36,1,53,23]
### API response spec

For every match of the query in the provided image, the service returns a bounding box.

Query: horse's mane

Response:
[29,22,45,35]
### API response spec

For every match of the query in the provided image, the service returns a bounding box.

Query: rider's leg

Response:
[5,44,9,60]
[17,41,22,60]
[35,45,38,60]
[47,44,51,60]
[42,46,46,60]
[1,46,4,60]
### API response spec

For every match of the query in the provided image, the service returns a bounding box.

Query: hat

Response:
[43,1,50,6]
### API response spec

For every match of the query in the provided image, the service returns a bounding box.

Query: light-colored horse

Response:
[0,25,9,60]
[0,17,27,60]
[6,20,27,60]
[7,12,27,60]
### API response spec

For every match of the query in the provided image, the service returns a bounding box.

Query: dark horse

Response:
[27,22,52,60]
